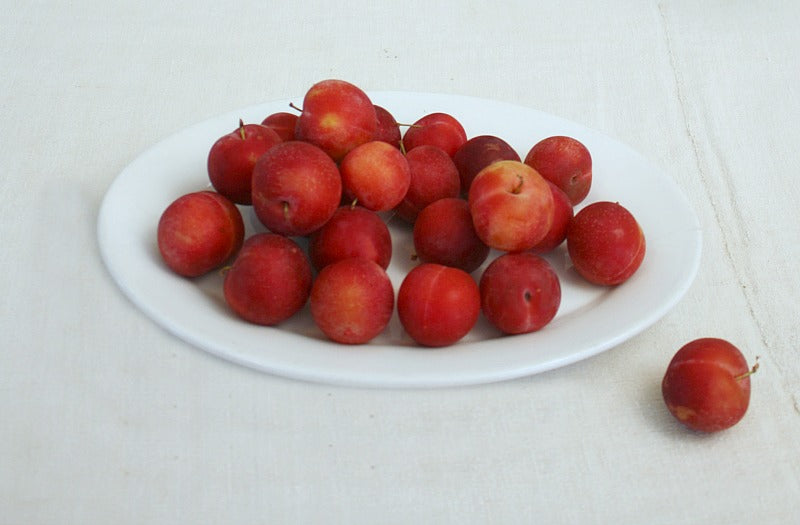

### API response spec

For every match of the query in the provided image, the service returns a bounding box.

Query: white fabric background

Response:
[2,1,799,523]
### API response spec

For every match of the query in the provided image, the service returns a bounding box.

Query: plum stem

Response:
[238,119,246,140]
[289,102,303,113]
[735,356,760,381]
[282,201,290,222]
[510,174,524,194]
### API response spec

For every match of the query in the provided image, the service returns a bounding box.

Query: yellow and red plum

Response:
[310,258,394,344]
[157,190,244,278]
[468,160,554,252]
[339,140,411,212]
[294,79,377,162]
[662,338,756,433]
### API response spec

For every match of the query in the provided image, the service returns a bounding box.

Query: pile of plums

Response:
[156,79,755,433]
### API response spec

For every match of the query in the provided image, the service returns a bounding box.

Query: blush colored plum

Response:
[207,120,282,204]
[373,105,402,149]
[413,198,490,273]
[310,258,394,344]
[251,141,342,237]
[294,79,377,162]
[223,233,312,326]
[453,135,520,194]
[308,205,392,271]
[157,190,244,278]
[530,181,574,254]
[662,338,757,433]
[397,263,480,347]
[261,111,298,142]
[402,112,467,157]
[479,252,561,335]
[566,201,645,285]
[395,145,461,223]
[524,135,592,205]
[339,140,411,212]
[468,160,554,252]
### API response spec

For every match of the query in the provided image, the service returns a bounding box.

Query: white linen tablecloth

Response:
[2,1,799,523]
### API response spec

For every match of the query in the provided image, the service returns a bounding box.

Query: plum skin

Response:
[530,181,574,254]
[294,79,377,162]
[373,105,402,149]
[566,201,645,285]
[468,160,554,252]
[222,233,312,326]
[453,135,520,194]
[661,338,753,433]
[261,112,298,142]
[412,197,490,273]
[524,135,592,205]
[156,190,244,278]
[395,145,461,223]
[339,140,411,212]
[402,112,467,157]
[308,205,392,271]
[479,252,561,335]
[207,121,282,205]
[251,141,342,237]
[309,258,394,344]
[397,263,480,347]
